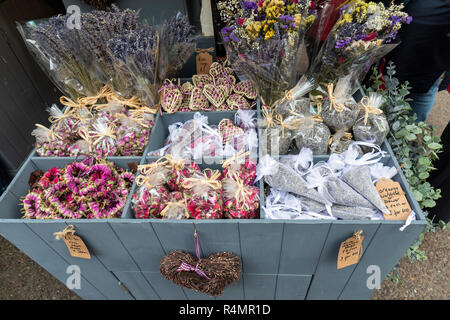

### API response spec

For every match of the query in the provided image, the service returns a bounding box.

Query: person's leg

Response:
[428,121,450,223]
[408,76,441,122]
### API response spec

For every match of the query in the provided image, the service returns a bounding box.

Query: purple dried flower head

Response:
[280,15,294,21]
[243,1,258,11]
[335,37,351,49]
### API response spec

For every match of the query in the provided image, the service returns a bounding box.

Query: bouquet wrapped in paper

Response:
[107,13,197,110]
[218,0,317,108]
[306,0,412,85]
[18,5,140,99]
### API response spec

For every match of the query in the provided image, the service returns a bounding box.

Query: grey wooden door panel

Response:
[306,222,381,300]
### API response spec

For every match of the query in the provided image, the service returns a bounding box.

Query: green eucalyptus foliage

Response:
[366,61,444,264]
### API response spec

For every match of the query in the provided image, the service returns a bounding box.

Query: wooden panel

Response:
[0,222,105,300]
[275,275,312,300]
[142,272,188,300]
[113,271,159,300]
[184,288,216,300]
[151,221,197,255]
[194,221,241,257]
[26,221,132,300]
[0,190,22,219]
[243,274,277,300]
[306,222,380,300]
[279,222,331,274]
[69,220,139,272]
[216,276,245,300]
[339,222,426,300]
[109,221,165,272]
[238,222,284,274]
[8,158,37,200]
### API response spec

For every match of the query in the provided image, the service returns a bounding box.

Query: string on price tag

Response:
[54,225,91,259]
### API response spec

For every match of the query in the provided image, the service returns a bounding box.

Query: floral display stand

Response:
[0,105,427,300]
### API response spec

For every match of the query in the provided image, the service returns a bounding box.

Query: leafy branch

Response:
[366,61,443,263]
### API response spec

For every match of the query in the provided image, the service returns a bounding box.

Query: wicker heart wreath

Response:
[160,231,241,296]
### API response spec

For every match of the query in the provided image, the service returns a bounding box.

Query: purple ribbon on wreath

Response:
[176,230,215,279]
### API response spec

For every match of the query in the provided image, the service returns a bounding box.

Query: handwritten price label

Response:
[62,234,91,259]
[196,51,213,74]
[337,232,364,269]
[376,178,412,220]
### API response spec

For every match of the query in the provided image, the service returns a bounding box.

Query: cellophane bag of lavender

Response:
[293,115,331,155]
[352,92,389,150]
[17,5,140,100]
[328,129,358,154]
[320,73,360,132]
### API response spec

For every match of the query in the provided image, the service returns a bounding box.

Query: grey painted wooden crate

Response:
[0,106,427,300]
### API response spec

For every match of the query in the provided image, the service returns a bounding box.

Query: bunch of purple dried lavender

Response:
[107,13,196,107]
[161,14,197,77]
[18,4,140,99]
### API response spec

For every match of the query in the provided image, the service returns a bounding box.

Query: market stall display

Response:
[0,0,428,301]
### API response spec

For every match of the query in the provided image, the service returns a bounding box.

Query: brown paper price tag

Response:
[337,231,364,269]
[376,178,412,220]
[196,48,214,74]
[54,225,91,259]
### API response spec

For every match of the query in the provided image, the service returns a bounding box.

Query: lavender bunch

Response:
[78,5,140,83]
[107,24,159,103]
[17,5,140,100]
[160,14,197,77]
[107,13,196,107]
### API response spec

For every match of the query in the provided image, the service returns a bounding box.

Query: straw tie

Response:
[274,114,300,138]
[160,199,188,219]
[261,105,275,128]
[182,169,222,191]
[35,123,62,141]
[53,225,75,240]
[359,96,383,125]
[327,83,345,112]
[222,150,250,169]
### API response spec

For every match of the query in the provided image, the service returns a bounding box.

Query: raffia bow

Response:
[88,124,116,147]
[160,199,188,219]
[138,157,170,176]
[310,94,324,115]
[164,155,185,171]
[227,173,252,209]
[48,108,77,130]
[274,114,301,138]
[35,123,62,141]
[182,169,222,192]
[53,225,75,240]
[261,105,275,128]
[222,150,250,170]
[327,83,345,112]
[79,85,113,106]
[359,96,383,125]
[328,131,353,147]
